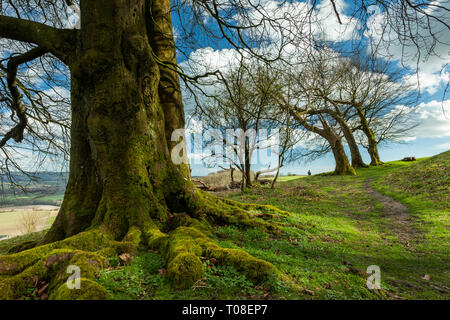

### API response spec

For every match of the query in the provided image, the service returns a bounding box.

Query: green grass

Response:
[218,152,449,299]
[0,230,47,255]
[369,152,449,261]
[97,151,448,299]
[2,152,449,300]
[97,251,279,300]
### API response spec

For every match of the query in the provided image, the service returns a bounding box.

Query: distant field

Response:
[0,193,64,207]
[277,175,307,182]
[0,172,67,208]
[0,206,59,238]
[196,170,254,187]
[195,171,305,187]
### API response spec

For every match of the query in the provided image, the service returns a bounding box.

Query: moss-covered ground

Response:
[1,151,448,300]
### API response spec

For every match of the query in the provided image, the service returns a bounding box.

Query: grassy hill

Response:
[1,152,448,300]
[371,151,449,205]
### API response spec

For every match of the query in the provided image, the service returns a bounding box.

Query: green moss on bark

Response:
[50,278,110,300]
[167,253,204,289]
[0,1,287,298]
[159,226,279,288]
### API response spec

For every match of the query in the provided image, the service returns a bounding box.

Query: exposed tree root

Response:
[0,193,287,300]
[198,192,290,233]
[0,227,140,299]
[158,225,278,289]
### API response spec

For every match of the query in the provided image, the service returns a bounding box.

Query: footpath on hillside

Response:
[363,179,417,247]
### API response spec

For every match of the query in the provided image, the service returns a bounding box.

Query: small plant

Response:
[216,225,241,239]
[244,228,268,241]
[98,252,166,300]
[201,264,256,295]
[17,211,40,235]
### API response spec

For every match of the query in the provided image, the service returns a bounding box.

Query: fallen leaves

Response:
[119,253,133,265]
[158,268,167,276]
[17,276,49,300]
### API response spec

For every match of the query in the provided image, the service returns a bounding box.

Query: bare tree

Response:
[287,48,369,168]
[194,58,277,189]
[273,53,357,175]
[322,53,417,165]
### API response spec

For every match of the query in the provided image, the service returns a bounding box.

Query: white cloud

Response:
[402,100,450,141]
[181,0,361,69]
[434,142,450,150]
[403,71,449,95]
[180,47,242,74]
[313,0,361,42]
[365,1,450,93]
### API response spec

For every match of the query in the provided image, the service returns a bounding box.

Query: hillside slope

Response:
[373,151,449,207]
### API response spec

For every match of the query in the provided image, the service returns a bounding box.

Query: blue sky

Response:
[174,0,450,176]
[0,0,448,175]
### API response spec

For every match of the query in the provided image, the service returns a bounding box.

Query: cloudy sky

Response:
[177,0,450,176]
[0,0,449,175]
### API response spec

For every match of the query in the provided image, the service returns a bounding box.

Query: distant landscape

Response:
[0,172,66,239]
[0,172,68,207]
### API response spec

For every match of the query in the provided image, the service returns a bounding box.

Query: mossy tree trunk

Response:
[334,114,367,169]
[329,133,356,175]
[43,0,192,243]
[0,0,285,299]
[355,106,383,166]
[289,111,356,175]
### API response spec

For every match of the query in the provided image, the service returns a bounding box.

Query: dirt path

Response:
[363,179,417,246]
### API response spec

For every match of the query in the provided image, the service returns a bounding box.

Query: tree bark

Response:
[0,15,76,63]
[244,139,252,188]
[355,106,383,166]
[334,115,367,169]
[286,107,355,175]
[328,133,356,175]
[41,0,196,242]
[271,167,280,189]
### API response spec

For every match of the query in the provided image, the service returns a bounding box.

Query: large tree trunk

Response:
[335,116,367,169]
[43,0,191,243]
[355,106,383,166]
[0,0,283,299]
[292,114,356,175]
[329,134,356,175]
[244,139,252,188]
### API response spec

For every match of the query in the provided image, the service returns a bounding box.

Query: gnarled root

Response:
[0,228,140,300]
[196,192,289,235]
[0,192,286,299]
[151,224,279,289]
